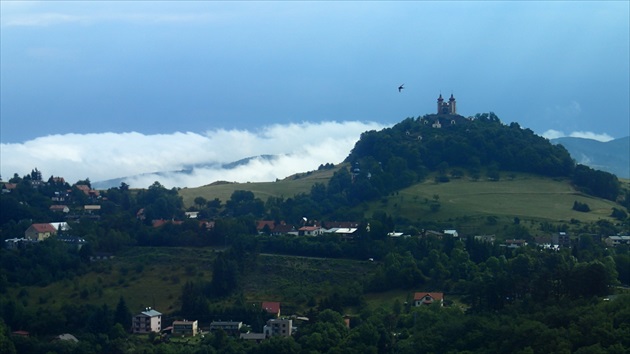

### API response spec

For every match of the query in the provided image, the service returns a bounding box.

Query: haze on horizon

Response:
[1,1,628,187]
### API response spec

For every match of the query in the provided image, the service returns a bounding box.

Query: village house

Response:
[1,183,17,194]
[172,320,198,337]
[49,205,70,213]
[262,301,281,318]
[240,332,267,343]
[132,308,162,334]
[444,229,459,238]
[504,239,527,249]
[209,321,242,335]
[414,292,444,307]
[298,226,324,237]
[553,232,571,248]
[264,318,293,337]
[474,234,496,244]
[326,227,359,240]
[605,235,630,247]
[84,205,101,213]
[24,223,58,241]
[4,238,30,250]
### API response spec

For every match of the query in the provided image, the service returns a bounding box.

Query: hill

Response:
[179,164,342,207]
[179,113,625,227]
[551,136,630,179]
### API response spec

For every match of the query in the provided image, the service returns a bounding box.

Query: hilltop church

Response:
[437,93,457,115]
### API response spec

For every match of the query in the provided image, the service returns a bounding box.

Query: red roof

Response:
[30,223,57,233]
[414,292,444,302]
[256,220,276,231]
[262,301,280,315]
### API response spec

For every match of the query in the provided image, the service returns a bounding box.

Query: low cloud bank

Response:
[542,129,614,142]
[0,121,386,188]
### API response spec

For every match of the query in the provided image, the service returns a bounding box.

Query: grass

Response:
[180,169,623,230]
[179,165,344,208]
[14,247,220,314]
[360,172,620,226]
[13,247,377,317]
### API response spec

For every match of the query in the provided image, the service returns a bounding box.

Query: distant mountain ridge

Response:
[551,136,629,179]
[92,155,279,189]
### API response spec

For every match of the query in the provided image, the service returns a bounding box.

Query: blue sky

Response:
[1,1,628,187]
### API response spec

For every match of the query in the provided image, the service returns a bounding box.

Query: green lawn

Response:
[362,172,620,225]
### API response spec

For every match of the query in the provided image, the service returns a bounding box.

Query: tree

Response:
[194,196,207,210]
[114,296,132,331]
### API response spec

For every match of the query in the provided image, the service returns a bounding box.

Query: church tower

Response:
[437,93,457,115]
[448,94,457,114]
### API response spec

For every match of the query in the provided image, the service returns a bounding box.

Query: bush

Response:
[572,201,590,212]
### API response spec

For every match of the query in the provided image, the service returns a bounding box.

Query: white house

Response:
[132,308,162,333]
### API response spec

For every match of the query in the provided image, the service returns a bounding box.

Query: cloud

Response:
[541,129,614,142]
[0,121,386,189]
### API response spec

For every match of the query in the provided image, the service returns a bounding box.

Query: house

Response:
[298,226,324,237]
[240,332,267,343]
[49,205,70,213]
[172,320,198,337]
[256,220,296,235]
[50,222,70,232]
[58,236,87,250]
[209,321,242,335]
[4,238,30,250]
[1,183,17,194]
[132,308,162,334]
[25,223,58,241]
[322,221,360,229]
[326,227,359,240]
[414,292,444,307]
[55,333,79,342]
[75,184,100,198]
[423,230,445,239]
[264,318,293,337]
[605,235,630,247]
[552,232,571,248]
[474,235,496,244]
[443,229,459,238]
[273,223,296,235]
[505,239,527,249]
[262,301,281,318]
[84,205,101,213]
[185,211,199,219]
[256,220,276,233]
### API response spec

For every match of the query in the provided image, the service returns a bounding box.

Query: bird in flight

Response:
[398,84,405,92]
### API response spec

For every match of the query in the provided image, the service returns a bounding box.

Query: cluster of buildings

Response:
[130,293,447,343]
[130,301,296,343]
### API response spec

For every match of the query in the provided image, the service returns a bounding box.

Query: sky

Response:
[1,1,629,188]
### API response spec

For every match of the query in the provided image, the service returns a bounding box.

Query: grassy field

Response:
[364,172,621,225]
[180,167,623,229]
[179,165,344,207]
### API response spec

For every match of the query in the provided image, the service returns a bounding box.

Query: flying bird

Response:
[398,84,405,92]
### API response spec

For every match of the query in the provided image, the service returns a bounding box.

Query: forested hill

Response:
[348,112,573,178]
[344,112,620,201]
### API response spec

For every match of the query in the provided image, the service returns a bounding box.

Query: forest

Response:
[1,113,629,353]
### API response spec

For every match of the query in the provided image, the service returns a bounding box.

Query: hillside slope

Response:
[552,136,630,179]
